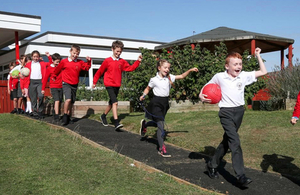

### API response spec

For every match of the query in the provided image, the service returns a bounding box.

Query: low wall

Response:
[286,99,296,111]
[168,100,219,113]
[72,101,131,118]
[68,100,219,118]
[46,99,297,119]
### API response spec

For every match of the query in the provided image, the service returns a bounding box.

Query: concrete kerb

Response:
[25,115,225,195]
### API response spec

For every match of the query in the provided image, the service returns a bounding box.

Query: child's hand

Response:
[41,90,45,95]
[92,84,96,89]
[45,52,50,57]
[86,56,91,61]
[290,118,298,125]
[199,93,211,103]
[255,47,261,56]
[138,55,143,61]
[190,67,199,72]
[139,95,145,101]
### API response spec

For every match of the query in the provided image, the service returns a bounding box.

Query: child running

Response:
[139,59,198,157]
[199,48,267,187]
[42,53,62,122]
[53,44,91,126]
[93,40,142,130]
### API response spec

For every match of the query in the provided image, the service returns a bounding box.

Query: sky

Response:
[1,0,300,72]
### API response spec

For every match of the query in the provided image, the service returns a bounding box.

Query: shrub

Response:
[266,58,300,100]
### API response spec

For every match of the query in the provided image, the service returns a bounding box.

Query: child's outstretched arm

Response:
[291,91,300,125]
[175,67,198,80]
[139,86,151,101]
[254,48,268,78]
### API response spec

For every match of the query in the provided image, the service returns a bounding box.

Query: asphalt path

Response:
[38,115,300,195]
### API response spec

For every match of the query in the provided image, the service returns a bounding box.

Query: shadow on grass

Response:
[261,153,300,186]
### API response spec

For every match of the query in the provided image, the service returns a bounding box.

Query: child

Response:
[19,55,32,115]
[25,51,52,119]
[199,48,267,187]
[53,44,91,126]
[139,59,198,157]
[92,40,142,130]
[7,61,18,114]
[41,53,62,122]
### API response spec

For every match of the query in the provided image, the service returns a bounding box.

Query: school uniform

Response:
[206,70,257,179]
[93,56,140,105]
[53,57,91,103]
[42,64,63,102]
[146,73,175,152]
[26,57,51,115]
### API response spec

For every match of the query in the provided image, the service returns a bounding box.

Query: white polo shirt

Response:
[148,73,176,97]
[208,71,257,108]
[30,61,42,79]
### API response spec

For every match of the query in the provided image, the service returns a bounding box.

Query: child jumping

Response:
[53,44,91,126]
[199,48,267,187]
[93,40,142,130]
[42,53,62,122]
[139,59,198,157]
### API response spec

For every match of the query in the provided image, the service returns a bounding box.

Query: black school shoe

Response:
[10,108,17,114]
[206,164,219,179]
[237,175,252,187]
[114,121,123,131]
[61,114,69,126]
[100,114,108,126]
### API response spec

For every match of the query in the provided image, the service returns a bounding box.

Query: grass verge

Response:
[0,114,217,195]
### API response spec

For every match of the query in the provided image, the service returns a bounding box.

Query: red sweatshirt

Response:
[20,75,30,89]
[292,91,300,118]
[9,76,19,90]
[93,57,140,87]
[53,58,91,85]
[42,65,62,90]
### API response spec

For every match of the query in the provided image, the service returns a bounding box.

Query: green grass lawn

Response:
[91,110,300,180]
[0,114,216,195]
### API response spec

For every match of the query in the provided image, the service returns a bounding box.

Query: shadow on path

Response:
[261,153,300,186]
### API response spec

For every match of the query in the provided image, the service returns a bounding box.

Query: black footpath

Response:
[41,116,300,195]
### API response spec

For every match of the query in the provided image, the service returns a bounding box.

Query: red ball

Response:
[202,83,222,104]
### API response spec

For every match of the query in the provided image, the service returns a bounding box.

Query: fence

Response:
[0,80,51,113]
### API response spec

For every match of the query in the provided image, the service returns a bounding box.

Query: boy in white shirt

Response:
[199,48,267,187]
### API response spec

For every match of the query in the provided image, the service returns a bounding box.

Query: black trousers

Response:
[29,79,44,113]
[208,106,245,179]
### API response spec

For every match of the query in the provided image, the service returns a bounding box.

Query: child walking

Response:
[53,44,91,126]
[199,48,267,187]
[139,59,198,157]
[18,55,32,115]
[7,61,18,114]
[25,51,52,119]
[42,53,62,122]
[93,40,142,130]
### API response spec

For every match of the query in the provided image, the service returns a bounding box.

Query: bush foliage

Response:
[266,58,300,99]
[78,42,266,111]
